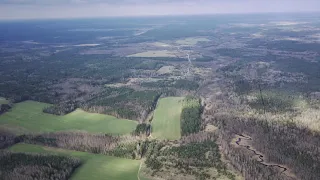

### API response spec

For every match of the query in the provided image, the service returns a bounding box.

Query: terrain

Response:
[0,13,320,180]
[9,143,141,180]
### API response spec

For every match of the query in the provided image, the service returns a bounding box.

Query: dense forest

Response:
[181,96,202,136]
[0,151,81,180]
[81,87,162,120]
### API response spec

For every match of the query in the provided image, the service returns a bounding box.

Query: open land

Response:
[0,101,137,134]
[9,143,142,180]
[151,97,184,140]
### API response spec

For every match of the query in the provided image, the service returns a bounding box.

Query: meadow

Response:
[0,101,137,134]
[0,97,8,104]
[9,143,142,180]
[151,97,184,140]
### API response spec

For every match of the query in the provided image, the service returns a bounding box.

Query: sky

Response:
[0,0,319,19]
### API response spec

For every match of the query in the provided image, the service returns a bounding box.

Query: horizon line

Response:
[1,11,320,22]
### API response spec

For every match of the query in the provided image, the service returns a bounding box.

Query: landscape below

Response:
[0,13,320,180]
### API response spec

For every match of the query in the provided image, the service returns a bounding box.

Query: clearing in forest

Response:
[9,143,141,180]
[151,97,184,140]
[156,66,175,75]
[0,101,137,134]
[0,97,9,104]
[176,37,210,46]
[152,42,171,47]
[127,50,177,57]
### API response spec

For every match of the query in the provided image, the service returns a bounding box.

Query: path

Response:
[187,53,192,75]
[137,161,143,180]
[175,45,192,76]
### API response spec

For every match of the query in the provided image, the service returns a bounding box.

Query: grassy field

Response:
[156,66,175,75]
[0,101,137,134]
[176,37,210,45]
[9,143,141,180]
[127,50,177,57]
[151,97,184,140]
[152,42,171,47]
[0,97,9,104]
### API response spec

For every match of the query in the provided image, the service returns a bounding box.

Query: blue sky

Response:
[0,0,319,19]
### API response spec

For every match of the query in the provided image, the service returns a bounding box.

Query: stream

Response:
[235,134,294,179]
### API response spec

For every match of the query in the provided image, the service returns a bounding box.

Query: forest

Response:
[181,96,202,136]
[0,151,81,180]
[144,133,235,180]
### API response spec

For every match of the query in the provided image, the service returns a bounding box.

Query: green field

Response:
[0,97,9,104]
[9,143,141,180]
[151,97,184,140]
[0,101,137,134]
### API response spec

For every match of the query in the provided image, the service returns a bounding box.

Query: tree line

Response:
[0,151,81,180]
[181,96,202,136]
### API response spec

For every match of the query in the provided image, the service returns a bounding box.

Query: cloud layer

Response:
[0,0,319,19]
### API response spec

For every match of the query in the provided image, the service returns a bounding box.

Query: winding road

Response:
[234,134,296,179]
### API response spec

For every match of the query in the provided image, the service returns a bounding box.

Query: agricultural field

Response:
[127,50,177,57]
[9,143,142,180]
[176,37,210,46]
[151,97,184,140]
[0,101,137,135]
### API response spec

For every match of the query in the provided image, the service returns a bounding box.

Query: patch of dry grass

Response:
[157,66,175,75]
[176,37,210,46]
[127,50,177,57]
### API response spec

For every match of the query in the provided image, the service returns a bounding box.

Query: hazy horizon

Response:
[0,0,320,20]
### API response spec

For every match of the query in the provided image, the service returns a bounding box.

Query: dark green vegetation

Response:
[82,87,161,120]
[0,150,81,180]
[144,137,235,180]
[0,51,141,103]
[181,96,202,136]
[248,39,320,53]
[14,131,144,159]
[134,123,150,136]
[9,144,142,180]
[10,131,150,161]
[0,97,12,114]
[248,91,299,113]
[134,61,165,70]
[141,79,199,91]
